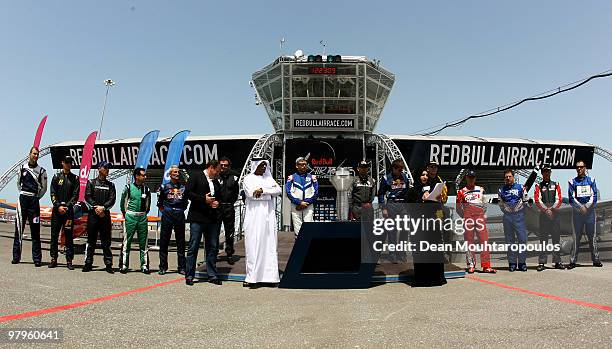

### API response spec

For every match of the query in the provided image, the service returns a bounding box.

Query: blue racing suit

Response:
[498,183,527,266]
[377,172,410,206]
[568,175,599,264]
[286,172,319,235]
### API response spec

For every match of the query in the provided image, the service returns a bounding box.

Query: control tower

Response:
[251,54,395,136]
[250,53,405,227]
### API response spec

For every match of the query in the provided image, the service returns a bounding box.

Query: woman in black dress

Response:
[405,168,447,287]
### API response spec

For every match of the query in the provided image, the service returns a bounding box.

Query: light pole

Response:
[98,79,116,140]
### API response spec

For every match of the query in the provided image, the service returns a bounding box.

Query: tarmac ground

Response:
[0,222,610,348]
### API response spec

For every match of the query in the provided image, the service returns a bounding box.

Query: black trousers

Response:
[50,206,74,261]
[84,212,113,267]
[219,205,235,255]
[385,203,408,261]
[12,195,42,263]
[159,208,186,271]
[538,213,561,264]
[410,205,447,287]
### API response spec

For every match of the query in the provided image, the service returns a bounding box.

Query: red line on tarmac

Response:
[467,275,612,312]
[0,277,184,323]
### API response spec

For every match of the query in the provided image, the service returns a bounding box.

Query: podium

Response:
[279,221,377,289]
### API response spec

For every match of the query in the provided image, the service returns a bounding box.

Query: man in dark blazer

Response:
[185,160,222,286]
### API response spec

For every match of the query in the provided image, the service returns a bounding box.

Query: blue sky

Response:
[1,1,611,205]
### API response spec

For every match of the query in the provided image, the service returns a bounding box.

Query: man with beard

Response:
[242,158,282,288]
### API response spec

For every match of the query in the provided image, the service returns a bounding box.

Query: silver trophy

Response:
[330,167,354,221]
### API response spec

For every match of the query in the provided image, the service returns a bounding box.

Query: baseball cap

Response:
[466,169,477,177]
[63,155,74,164]
[97,161,111,169]
[358,160,370,167]
[541,163,552,171]
[427,160,439,167]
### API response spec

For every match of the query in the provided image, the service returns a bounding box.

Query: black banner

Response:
[284,138,365,184]
[393,139,594,170]
[49,138,258,170]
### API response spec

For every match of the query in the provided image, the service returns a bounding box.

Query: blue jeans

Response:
[503,212,527,266]
[186,222,221,280]
[570,210,599,264]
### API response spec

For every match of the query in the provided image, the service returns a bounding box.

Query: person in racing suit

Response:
[83,161,116,273]
[285,157,319,237]
[498,169,528,272]
[533,164,564,271]
[119,167,152,274]
[49,155,79,269]
[377,159,410,263]
[350,160,376,221]
[12,146,48,267]
[157,165,188,275]
[567,160,602,269]
[456,170,496,274]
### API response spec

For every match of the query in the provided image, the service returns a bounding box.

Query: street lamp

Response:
[98,79,116,140]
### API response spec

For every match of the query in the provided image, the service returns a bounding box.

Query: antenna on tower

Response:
[279,37,286,57]
[320,40,326,56]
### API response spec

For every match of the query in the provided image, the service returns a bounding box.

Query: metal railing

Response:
[366,134,413,185]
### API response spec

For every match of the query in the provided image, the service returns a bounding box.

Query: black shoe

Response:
[536,264,545,272]
[105,266,115,274]
[119,267,128,274]
[34,262,42,267]
[82,264,92,272]
[508,264,517,272]
[11,260,19,264]
[178,269,186,275]
[567,263,576,269]
[518,264,528,272]
[48,259,57,268]
[593,261,603,267]
[243,282,250,288]
[553,262,565,270]
[141,267,150,275]
[67,262,75,270]
[208,278,222,285]
[227,255,235,265]
[185,278,194,286]
[158,269,166,275]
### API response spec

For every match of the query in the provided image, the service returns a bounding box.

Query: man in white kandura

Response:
[242,158,282,288]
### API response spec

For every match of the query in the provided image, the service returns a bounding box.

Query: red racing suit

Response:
[456,185,491,268]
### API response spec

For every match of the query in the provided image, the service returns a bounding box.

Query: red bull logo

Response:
[310,157,333,166]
